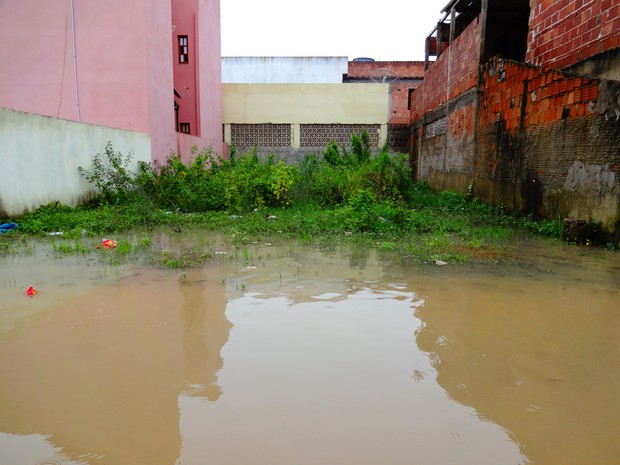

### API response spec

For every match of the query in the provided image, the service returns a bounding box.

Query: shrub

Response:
[78,142,135,204]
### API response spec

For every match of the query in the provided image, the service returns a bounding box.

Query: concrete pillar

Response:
[380,124,388,148]
[292,123,300,148]
[223,123,231,145]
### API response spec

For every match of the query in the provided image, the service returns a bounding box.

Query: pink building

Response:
[0,0,224,163]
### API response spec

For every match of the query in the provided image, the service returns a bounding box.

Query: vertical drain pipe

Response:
[70,0,81,121]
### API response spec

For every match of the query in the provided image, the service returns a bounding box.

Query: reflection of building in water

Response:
[414,271,620,465]
[0,266,232,465]
[180,269,233,401]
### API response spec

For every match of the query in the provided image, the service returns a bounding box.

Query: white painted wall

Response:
[1,108,151,217]
[222,56,348,83]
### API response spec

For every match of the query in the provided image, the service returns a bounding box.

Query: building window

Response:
[178,36,189,64]
[180,123,190,134]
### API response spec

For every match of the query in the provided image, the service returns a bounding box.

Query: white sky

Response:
[220,0,448,61]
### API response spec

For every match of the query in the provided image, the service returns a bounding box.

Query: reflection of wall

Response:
[180,269,233,401]
[414,271,620,465]
[0,266,231,465]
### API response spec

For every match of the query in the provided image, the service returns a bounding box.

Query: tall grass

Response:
[12,130,563,258]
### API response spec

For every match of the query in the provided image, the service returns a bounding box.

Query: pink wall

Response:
[0,0,150,133]
[173,0,199,137]
[198,0,224,156]
[0,0,223,164]
[173,0,224,159]
[146,0,178,164]
[0,1,74,120]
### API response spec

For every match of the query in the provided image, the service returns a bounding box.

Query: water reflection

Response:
[0,264,231,465]
[414,262,620,464]
[0,234,617,465]
[177,285,526,465]
[179,269,232,401]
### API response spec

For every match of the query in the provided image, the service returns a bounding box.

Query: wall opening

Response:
[483,7,530,62]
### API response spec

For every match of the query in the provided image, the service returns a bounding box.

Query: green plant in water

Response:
[115,240,132,255]
[158,249,212,269]
[137,235,152,250]
[52,239,87,255]
[159,250,180,268]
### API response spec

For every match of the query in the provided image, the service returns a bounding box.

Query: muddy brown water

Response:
[0,232,618,465]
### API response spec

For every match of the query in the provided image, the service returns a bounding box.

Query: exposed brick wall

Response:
[446,103,476,173]
[479,58,599,131]
[409,5,620,239]
[446,20,480,101]
[527,0,620,69]
[476,57,620,232]
[410,18,480,121]
[390,82,415,124]
[347,61,425,78]
[346,61,424,126]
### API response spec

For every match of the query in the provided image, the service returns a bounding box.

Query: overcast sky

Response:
[220,0,447,61]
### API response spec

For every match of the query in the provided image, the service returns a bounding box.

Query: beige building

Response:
[222,83,391,158]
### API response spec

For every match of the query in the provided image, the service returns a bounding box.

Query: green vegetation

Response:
[1,132,573,265]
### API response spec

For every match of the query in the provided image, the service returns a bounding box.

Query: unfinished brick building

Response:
[411,0,620,244]
[344,60,425,152]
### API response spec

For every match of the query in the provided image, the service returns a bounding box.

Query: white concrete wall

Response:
[1,108,151,217]
[222,57,348,83]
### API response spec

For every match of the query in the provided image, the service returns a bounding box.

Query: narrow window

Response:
[178,35,189,64]
[407,88,415,110]
[180,122,190,134]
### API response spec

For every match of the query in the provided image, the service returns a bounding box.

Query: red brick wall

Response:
[346,61,424,126]
[446,103,476,172]
[475,57,620,230]
[347,61,425,78]
[390,82,414,124]
[410,18,480,121]
[480,58,599,131]
[527,0,620,69]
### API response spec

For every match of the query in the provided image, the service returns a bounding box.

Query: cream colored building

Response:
[222,83,391,156]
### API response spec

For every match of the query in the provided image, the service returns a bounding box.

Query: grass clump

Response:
[7,130,569,264]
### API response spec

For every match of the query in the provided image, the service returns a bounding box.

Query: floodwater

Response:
[0,232,618,465]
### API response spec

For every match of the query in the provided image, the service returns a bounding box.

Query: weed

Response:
[158,249,212,269]
[137,235,152,250]
[52,239,87,256]
[115,240,132,255]
[10,135,583,265]
[78,142,135,204]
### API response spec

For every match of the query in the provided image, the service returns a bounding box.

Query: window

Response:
[408,88,415,110]
[178,35,189,64]
[179,123,190,134]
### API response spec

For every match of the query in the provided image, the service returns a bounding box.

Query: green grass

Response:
[1,138,580,265]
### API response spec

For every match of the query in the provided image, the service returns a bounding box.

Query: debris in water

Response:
[434,259,448,266]
[25,285,38,296]
[97,239,118,249]
[0,223,17,234]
